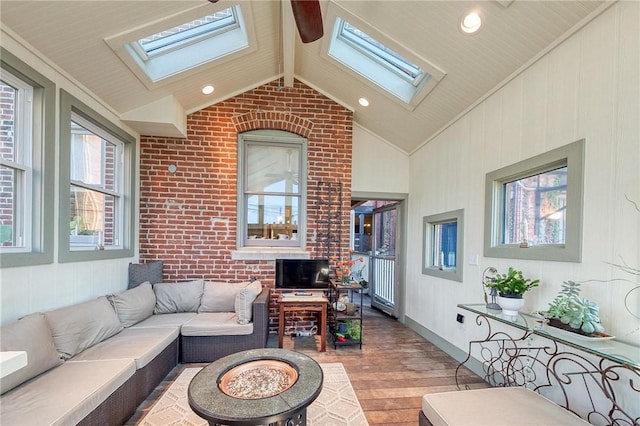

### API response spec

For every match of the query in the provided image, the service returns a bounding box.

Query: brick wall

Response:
[139,80,353,332]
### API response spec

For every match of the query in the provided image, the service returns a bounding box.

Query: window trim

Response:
[58,90,136,262]
[236,130,307,250]
[483,139,585,262]
[0,48,55,268]
[422,209,464,282]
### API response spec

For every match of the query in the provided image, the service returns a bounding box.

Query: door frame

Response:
[351,191,408,324]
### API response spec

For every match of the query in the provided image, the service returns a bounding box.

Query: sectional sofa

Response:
[0,279,269,426]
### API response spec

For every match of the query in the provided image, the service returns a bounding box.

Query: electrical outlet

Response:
[456,314,465,324]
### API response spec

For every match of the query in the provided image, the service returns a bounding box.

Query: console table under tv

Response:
[457,303,639,425]
[277,293,328,353]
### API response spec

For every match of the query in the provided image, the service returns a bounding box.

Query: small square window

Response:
[423,209,464,282]
[484,139,584,262]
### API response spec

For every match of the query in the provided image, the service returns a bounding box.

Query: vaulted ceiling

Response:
[0,0,609,153]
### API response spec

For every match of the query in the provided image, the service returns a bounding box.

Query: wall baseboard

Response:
[404,315,486,380]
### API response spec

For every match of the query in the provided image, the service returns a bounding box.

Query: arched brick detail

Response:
[232,111,314,138]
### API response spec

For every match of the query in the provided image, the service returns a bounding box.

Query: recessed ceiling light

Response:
[358,97,369,107]
[202,85,215,95]
[460,11,482,34]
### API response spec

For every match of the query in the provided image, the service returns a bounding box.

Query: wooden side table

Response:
[278,295,328,352]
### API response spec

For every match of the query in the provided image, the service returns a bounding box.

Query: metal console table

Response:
[457,304,639,426]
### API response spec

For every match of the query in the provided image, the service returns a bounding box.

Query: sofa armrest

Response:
[251,287,270,346]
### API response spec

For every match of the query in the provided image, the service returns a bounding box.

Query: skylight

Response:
[106,4,255,89]
[325,16,445,109]
[338,21,427,87]
[135,9,238,59]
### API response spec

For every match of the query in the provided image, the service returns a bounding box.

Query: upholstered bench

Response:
[419,387,590,426]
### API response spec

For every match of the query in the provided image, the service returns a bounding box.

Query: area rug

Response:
[137,363,369,426]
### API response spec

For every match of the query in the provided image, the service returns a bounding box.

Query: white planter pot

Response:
[497,296,524,316]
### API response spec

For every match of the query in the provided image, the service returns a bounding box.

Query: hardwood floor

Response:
[128,296,488,426]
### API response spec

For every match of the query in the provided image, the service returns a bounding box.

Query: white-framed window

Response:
[422,209,464,282]
[484,139,585,262]
[59,90,135,262]
[237,130,307,248]
[0,49,55,267]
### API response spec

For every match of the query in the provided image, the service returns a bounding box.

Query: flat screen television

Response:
[275,259,330,289]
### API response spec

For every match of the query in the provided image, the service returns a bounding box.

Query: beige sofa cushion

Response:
[130,312,197,329]
[153,279,204,314]
[422,387,590,426]
[0,313,63,394]
[70,327,179,369]
[44,297,124,360]
[180,312,253,336]
[0,358,135,426]
[108,281,156,327]
[199,281,250,313]
[235,281,263,324]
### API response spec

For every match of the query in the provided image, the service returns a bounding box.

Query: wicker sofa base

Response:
[135,337,179,406]
[181,334,263,363]
[419,409,433,426]
[77,373,138,426]
[76,338,179,425]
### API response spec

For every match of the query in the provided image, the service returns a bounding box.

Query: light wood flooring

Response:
[127,296,488,426]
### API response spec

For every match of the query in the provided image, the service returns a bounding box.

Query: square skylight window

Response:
[325,15,445,109]
[106,4,255,89]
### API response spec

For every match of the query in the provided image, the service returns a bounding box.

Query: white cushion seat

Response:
[180,312,253,336]
[69,327,179,369]
[0,359,135,426]
[422,387,590,426]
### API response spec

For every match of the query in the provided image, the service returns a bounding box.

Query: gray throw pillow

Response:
[108,282,156,327]
[153,279,204,314]
[128,260,163,289]
[235,281,263,324]
[44,296,124,360]
[0,313,63,394]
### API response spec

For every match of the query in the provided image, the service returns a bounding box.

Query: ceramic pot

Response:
[497,295,524,316]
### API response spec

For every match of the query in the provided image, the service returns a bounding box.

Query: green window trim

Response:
[483,139,585,263]
[58,90,136,262]
[422,209,464,282]
[0,48,55,268]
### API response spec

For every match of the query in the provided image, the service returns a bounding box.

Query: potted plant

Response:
[539,280,605,336]
[485,267,540,315]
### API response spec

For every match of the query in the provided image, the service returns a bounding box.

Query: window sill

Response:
[231,249,311,261]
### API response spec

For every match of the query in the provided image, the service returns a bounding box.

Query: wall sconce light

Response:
[168,164,177,173]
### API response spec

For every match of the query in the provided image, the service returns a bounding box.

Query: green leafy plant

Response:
[485,267,539,297]
[542,280,604,335]
[345,320,361,341]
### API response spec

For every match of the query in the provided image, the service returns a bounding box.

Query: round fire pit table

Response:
[188,348,323,426]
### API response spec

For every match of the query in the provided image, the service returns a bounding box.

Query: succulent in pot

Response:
[540,280,605,335]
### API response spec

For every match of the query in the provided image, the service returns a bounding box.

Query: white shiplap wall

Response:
[406,1,639,348]
[0,30,138,325]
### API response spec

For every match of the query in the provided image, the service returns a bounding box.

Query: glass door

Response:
[370,203,400,317]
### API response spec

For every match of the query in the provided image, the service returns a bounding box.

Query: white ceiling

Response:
[0,0,610,153]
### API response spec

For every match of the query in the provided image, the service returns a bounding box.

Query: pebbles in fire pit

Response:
[224,366,292,399]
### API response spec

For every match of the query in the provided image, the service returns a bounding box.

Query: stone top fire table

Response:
[188,348,323,426]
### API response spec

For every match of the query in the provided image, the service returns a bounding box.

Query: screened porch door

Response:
[370,204,400,317]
